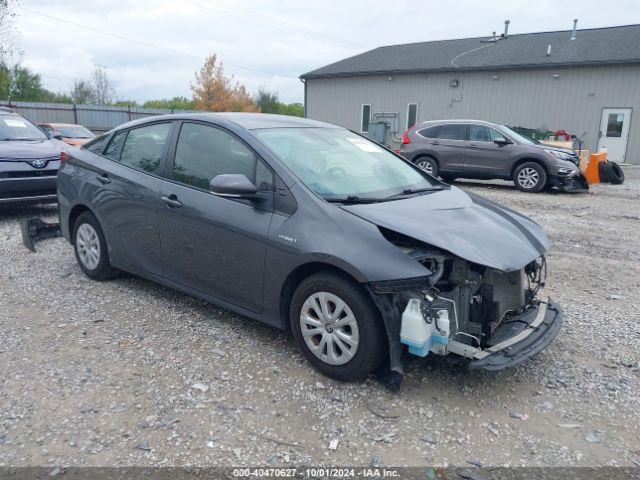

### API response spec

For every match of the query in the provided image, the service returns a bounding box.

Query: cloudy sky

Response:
[11,0,640,103]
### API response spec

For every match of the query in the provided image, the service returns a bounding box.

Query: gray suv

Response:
[399,119,586,192]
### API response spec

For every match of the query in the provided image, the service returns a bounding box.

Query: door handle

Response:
[96,174,111,185]
[430,141,440,145]
[161,195,183,209]
[468,144,478,148]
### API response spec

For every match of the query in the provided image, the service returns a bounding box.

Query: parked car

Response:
[38,122,96,146]
[400,119,587,193]
[57,113,562,383]
[0,107,67,206]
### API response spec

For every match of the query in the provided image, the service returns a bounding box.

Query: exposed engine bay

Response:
[369,228,561,386]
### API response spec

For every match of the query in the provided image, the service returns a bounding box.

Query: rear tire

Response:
[414,156,439,177]
[290,272,386,381]
[514,162,547,192]
[73,212,118,280]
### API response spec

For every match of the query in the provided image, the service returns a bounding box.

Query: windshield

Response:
[56,125,95,138]
[0,115,48,141]
[254,127,438,201]
[501,125,537,145]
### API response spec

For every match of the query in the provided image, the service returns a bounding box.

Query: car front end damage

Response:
[366,231,562,390]
[549,169,589,193]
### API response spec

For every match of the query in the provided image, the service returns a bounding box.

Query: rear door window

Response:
[120,123,172,174]
[436,124,467,140]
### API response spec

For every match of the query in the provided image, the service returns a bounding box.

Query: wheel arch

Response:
[67,203,94,245]
[279,262,365,332]
[510,157,549,179]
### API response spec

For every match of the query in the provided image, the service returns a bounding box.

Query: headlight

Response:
[557,167,577,175]
[544,149,573,161]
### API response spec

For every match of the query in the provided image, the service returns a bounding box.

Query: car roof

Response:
[417,119,502,128]
[39,122,83,127]
[112,112,340,132]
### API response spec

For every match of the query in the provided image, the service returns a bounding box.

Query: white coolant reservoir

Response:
[400,299,432,357]
[430,309,450,356]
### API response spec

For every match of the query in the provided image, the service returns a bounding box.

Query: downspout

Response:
[300,77,307,118]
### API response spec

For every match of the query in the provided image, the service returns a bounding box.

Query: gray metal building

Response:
[300,23,640,164]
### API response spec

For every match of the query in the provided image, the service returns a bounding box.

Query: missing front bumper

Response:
[21,217,61,252]
[551,172,589,193]
[469,299,563,371]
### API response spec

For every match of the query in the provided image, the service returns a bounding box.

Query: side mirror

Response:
[209,174,258,198]
[494,137,511,146]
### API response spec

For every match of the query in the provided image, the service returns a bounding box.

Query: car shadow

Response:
[0,203,58,220]
[451,179,571,195]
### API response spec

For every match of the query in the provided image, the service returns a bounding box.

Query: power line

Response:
[208,0,362,49]
[187,0,361,50]
[17,6,294,78]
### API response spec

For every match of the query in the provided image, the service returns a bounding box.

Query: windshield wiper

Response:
[386,186,445,199]
[325,195,384,204]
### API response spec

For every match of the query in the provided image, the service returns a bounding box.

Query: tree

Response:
[143,96,196,110]
[253,87,304,117]
[0,62,71,102]
[191,53,258,112]
[70,79,95,104]
[112,99,139,107]
[91,66,115,105]
[0,0,19,63]
[283,102,304,117]
[68,66,116,105]
[254,88,280,114]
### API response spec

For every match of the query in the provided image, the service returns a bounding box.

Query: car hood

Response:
[63,137,91,146]
[535,144,575,155]
[0,139,63,161]
[341,187,549,272]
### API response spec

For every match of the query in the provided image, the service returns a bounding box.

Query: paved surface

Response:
[1,167,639,468]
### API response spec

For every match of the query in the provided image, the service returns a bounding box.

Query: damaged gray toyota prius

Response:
[54,113,562,389]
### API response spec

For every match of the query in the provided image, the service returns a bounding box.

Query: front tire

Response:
[73,212,118,280]
[290,272,386,381]
[514,162,547,192]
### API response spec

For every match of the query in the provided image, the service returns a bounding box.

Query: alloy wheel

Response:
[76,223,101,270]
[299,292,360,366]
[417,160,434,175]
[517,167,540,189]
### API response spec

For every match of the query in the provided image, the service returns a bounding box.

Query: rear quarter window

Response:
[82,134,110,155]
[417,126,439,138]
[103,131,127,160]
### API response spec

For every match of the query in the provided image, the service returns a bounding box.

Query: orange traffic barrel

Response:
[584,152,607,184]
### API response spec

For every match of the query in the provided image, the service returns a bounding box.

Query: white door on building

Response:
[597,108,632,163]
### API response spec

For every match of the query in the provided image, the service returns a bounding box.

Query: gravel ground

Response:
[1,167,639,469]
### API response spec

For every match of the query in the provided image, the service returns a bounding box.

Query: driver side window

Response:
[173,122,268,191]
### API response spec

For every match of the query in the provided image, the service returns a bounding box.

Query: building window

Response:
[407,103,418,129]
[361,104,371,132]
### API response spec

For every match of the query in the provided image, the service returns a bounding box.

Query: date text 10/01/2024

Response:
[232,468,401,478]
